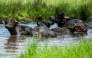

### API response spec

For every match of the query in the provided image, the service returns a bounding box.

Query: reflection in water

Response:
[4,35,25,52]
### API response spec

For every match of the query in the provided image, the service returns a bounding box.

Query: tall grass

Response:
[16,38,92,58]
[0,0,92,22]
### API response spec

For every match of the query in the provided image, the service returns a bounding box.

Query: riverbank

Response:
[0,0,92,22]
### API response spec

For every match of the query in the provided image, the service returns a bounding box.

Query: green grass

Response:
[0,0,92,22]
[15,38,92,58]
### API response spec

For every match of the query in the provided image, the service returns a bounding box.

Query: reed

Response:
[0,0,92,22]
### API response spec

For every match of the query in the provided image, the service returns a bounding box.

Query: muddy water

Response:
[0,23,92,58]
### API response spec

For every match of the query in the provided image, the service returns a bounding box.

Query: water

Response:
[0,23,92,58]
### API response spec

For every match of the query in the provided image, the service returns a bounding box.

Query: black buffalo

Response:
[49,10,71,27]
[63,19,88,33]
[36,16,54,28]
[36,10,70,28]
[2,18,33,36]
[51,19,88,37]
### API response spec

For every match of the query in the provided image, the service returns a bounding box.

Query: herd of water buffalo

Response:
[1,10,88,38]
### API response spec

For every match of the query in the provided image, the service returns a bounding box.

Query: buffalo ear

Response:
[2,20,5,24]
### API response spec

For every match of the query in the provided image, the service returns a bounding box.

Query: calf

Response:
[2,18,33,36]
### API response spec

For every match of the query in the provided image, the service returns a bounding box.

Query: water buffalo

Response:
[63,19,88,33]
[36,10,70,28]
[36,16,54,28]
[49,10,71,27]
[2,18,33,36]
[51,19,87,37]
[32,23,57,38]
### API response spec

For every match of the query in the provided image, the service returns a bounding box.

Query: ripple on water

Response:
[0,23,92,58]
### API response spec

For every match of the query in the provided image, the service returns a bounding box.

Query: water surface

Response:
[0,23,92,58]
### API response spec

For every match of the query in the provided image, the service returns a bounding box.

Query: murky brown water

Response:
[0,23,92,58]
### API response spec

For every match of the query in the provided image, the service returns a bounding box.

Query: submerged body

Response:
[32,23,57,38]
